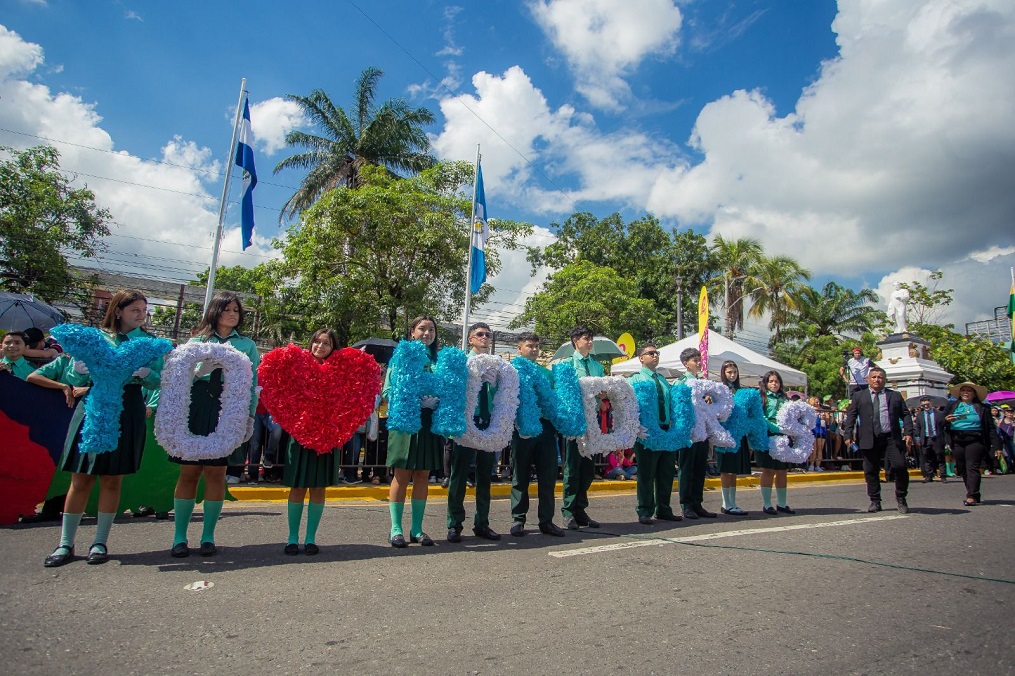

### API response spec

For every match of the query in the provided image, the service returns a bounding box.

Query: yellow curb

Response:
[227,469,924,503]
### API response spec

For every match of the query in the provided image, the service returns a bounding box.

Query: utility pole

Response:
[675,273,684,340]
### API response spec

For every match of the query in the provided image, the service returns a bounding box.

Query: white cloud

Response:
[643,0,1015,323]
[529,0,683,110]
[480,226,556,330]
[249,97,307,155]
[0,25,276,288]
[124,10,142,22]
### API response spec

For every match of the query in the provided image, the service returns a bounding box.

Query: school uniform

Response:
[677,371,711,512]
[383,353,443,472]
[561,352,604,525]
[1,355,35,380]
[169,330,259,467]
[629,366,678,519]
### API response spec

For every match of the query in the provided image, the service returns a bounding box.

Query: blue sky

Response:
[2,0,1013,342]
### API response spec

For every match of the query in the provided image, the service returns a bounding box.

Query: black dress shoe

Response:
[447,528,462,543]
[682,507,700,520]
[539,522,566,537]
[720,507,748,516]
[867,501,883,513]
[304,543,320,555]
[284,543,300,555]
[576,515,601,528]
[638,515,654,525]
[776,505,796,515]
[170,542,189,558]
[199,541,217,557]
[410,532,434,546]
[897,499,909,514]
[44,546,75,568]
[564,517,580,530]
[655,513,683,521]
[390,534,408,548]
[473,525,501,541]
[693,506,718,518]
[922,477,932,483]
[86,543,108,565]
[762,506,778,515]
[510,522,526,537]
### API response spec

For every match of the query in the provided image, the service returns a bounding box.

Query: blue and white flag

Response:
[469,162,489,294]
[235,98,257,250]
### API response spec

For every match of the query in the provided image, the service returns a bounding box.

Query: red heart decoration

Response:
[258,344,381,453]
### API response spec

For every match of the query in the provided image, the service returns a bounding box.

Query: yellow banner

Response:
[697,286,709,339]
[614,332,635,364]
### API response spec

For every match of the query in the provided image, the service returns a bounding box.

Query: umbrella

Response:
[986,391,1015,405]
[0,292,64,332]
[552,336,625,362]
[906,394,949,408]
[352,337,398,363]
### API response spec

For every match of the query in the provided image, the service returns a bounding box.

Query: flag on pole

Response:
[469,162,489,294]
[235,98,257,250]
[1007,268,1015,365]
[697,286,709,377]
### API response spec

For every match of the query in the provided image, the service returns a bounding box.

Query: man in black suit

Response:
[914,396,947,483]
[843,367,914,513]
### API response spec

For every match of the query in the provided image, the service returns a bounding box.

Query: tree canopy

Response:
[0,145,111,302]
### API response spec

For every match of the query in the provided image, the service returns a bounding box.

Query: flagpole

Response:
[461,144,480,349]
[204,77,248,313]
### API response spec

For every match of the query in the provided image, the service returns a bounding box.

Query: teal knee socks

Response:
[173,498,195,546]
[760,486,773,509]
[776,487,788,508]
[200,500,223,544]
[58,512,83,551]
[287,501,304,545]
[305,502,324,545]
[92,512,115,548]
[410,498,426,537]
[389,501,405,537]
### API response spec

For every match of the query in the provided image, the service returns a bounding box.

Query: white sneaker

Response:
[262,457,274,469]
[225,475,241,484]
[816,466,825,472]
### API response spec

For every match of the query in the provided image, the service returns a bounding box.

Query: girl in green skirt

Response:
[758,370,794,515]
[384,316,443,548]
[31,289,164,567]
[170,292,259,558]
[718,360,751,516]
[282,328,342,555]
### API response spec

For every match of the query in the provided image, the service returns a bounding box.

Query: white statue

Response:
[887,282,910,333]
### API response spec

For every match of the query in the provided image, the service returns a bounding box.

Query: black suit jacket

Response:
[943,399,1001,451]
[913,408,946,444]
[843,387,913,450]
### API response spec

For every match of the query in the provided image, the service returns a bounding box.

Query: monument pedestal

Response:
[877,333,952,402]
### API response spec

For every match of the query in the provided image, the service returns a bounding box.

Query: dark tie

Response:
[654,375,666,422]
[582,357,590,375]
[873,392,883,434]
[925,410,934,439]
[479,383,490,421]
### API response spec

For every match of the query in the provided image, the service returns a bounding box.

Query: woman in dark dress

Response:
[170,292,259,558]
[281,328,342,555]
[31,289,164,567]
[383,316,443,548]
[718,360,751,516]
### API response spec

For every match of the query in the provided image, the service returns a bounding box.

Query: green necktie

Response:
[479,383,490,421]
[654,374,666,422]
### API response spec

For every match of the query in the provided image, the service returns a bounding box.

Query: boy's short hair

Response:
[569,326,593,345]
[517,332,540,344]
[679,347,701,364]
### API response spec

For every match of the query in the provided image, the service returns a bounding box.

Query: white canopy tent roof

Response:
[611,329,808,389]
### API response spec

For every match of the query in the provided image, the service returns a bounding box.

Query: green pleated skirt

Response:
[282,438,339,488]
[717,437,753,475]
[386,408,442,471]
[168,372,243,467]
[60,384,146,476]
[755,434,790,471]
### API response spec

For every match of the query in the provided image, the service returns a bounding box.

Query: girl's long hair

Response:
[195,291,245,339]
[408,315,439,361]
[720,360,741,391]
[100,289,148,334]
[759,370,784,409]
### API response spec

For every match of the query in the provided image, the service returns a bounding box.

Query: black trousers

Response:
[862,434,909,501]
[951,432,986,501]
[918,437,946,477]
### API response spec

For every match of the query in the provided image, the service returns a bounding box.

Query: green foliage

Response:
[510,260,666,344]
[911,322,1015,392]
[747,254,810,343]
[899,271,953,325]
[780,281,882,341]
[274,67,437,221]
[276,162,530,344]
[523,211,715,341]
[772,331,848,398]
[708,234,762,338]
[0,145,111,302]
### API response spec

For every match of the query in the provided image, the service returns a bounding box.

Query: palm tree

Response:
[273,67,437,222]
[709,235,762,339]
[747,254,811,344]
[781,281,881,341]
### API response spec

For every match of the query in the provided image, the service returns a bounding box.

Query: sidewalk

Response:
[228,469,927,502]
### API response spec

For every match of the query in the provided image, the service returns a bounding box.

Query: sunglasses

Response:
[473,331,491,338]
[642,350,659,356]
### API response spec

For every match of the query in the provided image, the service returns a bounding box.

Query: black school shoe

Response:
[44,546,75,567]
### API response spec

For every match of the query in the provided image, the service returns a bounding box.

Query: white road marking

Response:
[548,514,908,558]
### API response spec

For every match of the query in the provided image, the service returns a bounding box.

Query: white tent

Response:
[611,329,808,389]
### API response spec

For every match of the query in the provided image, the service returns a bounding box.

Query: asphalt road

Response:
[2,476,1013,675]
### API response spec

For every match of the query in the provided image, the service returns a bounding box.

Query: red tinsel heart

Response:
[258,344,381,453]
